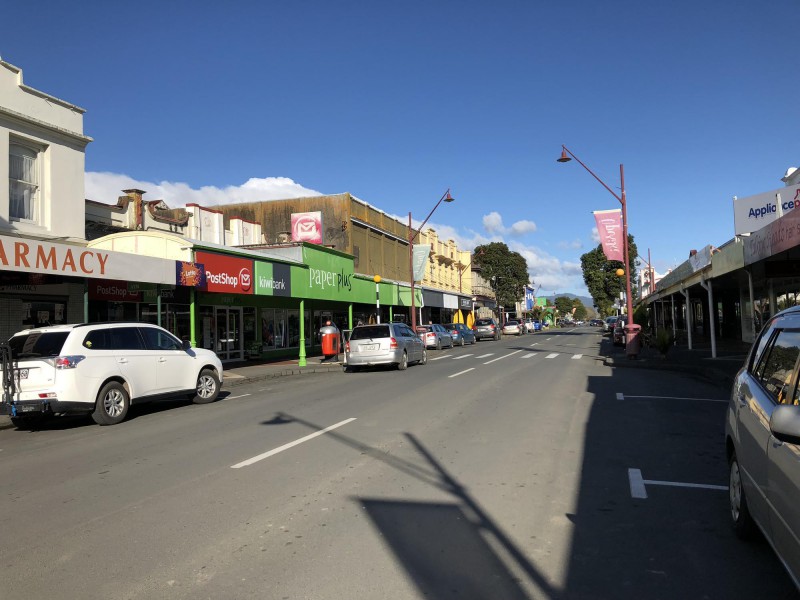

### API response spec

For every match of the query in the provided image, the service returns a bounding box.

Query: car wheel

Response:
[436,339,442,351]
[419,348,428,365]
[460,337,465,347]
[192,368,221,404]
[92,381,130,426]
[729,451,755,540]
[397,351,408,370]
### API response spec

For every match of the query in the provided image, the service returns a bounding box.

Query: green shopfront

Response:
[191,243,421,364]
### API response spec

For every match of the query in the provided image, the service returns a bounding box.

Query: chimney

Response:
[123,189,147,230]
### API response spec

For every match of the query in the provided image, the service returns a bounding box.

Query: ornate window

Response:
[9,142,41,222]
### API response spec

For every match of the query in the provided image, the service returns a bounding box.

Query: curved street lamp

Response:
[557,145,638,356]
[409,189,455,331]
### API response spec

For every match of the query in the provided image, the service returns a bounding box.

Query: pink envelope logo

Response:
[292,213,322,243]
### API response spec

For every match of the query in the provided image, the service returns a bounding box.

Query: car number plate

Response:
[16,369,28,380]
[17,403,38,412]
[362,344,377,351]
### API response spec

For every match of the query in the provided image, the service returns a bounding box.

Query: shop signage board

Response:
[0,233,176,284]
[254,261,292,296]
[292,248,358,301]
[195,251,253,295]
[291,211,323,244]
[734,183,800,235]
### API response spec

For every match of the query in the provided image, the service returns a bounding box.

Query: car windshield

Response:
[349,325,390,340]
[8,331,70,359]
[476,319,494,326]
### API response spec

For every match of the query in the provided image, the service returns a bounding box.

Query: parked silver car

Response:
[344,323,426,372]
[416,324,454,350]
[726,306,800,588]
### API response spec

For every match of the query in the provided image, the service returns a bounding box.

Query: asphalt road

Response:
[0,328,796,599]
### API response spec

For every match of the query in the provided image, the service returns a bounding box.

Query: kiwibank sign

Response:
[734,183,800,235]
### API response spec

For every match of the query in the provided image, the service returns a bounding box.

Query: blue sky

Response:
[3,1,798,296]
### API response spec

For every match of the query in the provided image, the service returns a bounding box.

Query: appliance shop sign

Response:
[734,183,800,235]
[0,234,176,284]
[195,251,253,294]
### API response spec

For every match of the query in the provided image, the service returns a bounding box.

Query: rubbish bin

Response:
[320,321,341,362]
[625,323,642,359]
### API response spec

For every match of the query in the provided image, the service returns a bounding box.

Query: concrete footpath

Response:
[0,340,747,430]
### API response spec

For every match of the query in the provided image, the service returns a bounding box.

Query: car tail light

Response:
[55,355,85,369]
[345,342,350,352]
[390,337,398,349]
[490,324,496,330]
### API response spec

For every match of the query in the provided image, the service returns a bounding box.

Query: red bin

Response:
[320,322,341,359]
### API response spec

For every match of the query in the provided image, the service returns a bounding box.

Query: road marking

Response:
[231,418,357,469]
[546,337,552,341]
[452,354,474,360]
[530,343,539,347]
[449,368,475,378]
[628,468,727,499]
[619,394,727,404]
[545,353,559,359]
[629,468,648,498]
[521,353,538,359]
[476,353,494,359]
[226,394,251,400]
[483,350,523,364]
[571,354,583,360]
[431,355,450,361]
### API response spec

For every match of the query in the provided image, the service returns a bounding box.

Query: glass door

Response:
[214,307,244,361]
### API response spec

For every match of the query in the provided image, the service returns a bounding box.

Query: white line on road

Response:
[546,337,552,341]
[629,468,648,498]
[530,343,539,347]
[226,394,252,400]
[231,418,357,469]
[483,350,523,364]
[571,354,583,360]
[545,353,559,359]
[476,353,494,359]
[521,353,537,359]
[619,394,727,404]
[431,355,450,361]
[628,468,727,499]
[449,368,475,378]
[452,354,474,360]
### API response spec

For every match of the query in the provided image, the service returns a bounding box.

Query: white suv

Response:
[1,322,223,427]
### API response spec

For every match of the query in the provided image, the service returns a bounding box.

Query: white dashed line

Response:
[476,353,494,359]
[231,418,357,469]
[226,394,252,400]
[431,356,450,361]
[545,353,559,359]
[452,354,474,360]
[483,350,523,364]
[449,368,475,378]
[616,392,625,400]
[571,354,582,360]
[530,343,539,347]
[521,353,537,359]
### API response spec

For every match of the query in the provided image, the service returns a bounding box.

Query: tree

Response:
[473,242,529,310]
[580,234,638,317]
[554,296,574,315]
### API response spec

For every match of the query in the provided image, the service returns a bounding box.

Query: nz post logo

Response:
[291,212,323,244]
[239,267,252,292]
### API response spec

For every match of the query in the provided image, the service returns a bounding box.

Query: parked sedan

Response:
[446,323,476,346]
[344,322,426,371]
[416,324,454,350]
[726,305,800,588]
[502,320,522,336]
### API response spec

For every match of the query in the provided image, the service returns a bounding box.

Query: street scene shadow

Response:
[265,412,558,600]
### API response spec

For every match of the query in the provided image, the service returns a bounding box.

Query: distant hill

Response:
[543,293,594,308]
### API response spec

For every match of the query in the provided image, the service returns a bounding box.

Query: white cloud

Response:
[591,227,600,243]
[481,212,537,237]
[85,172,321,206]
[557,239,583,250]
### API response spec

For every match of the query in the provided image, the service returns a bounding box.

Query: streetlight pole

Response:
[409,189,455,331]
[558,145,638,355]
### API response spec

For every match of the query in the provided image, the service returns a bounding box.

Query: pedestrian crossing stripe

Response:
[545,353,559,359]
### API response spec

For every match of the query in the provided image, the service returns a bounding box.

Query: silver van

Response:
[726,306,800,589]
[344,323,426,372]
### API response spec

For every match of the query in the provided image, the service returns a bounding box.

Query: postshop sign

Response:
[195,251,253,294]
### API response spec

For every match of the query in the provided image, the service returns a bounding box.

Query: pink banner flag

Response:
[593,209,624,262]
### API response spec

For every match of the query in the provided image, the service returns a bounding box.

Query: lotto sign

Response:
[195,251,253,295]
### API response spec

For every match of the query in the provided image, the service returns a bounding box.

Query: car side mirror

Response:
[770,404,800,445]
[182,339,192,351]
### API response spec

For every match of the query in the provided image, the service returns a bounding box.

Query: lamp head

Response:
[444,190,455,203]
[615,268,625,277]
[557,149,571,163]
